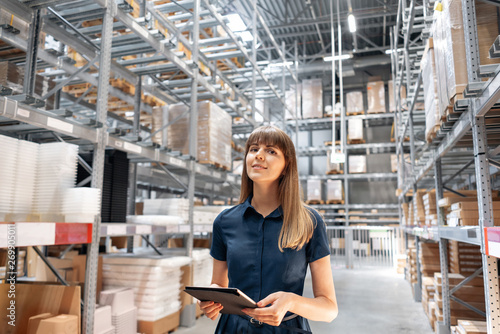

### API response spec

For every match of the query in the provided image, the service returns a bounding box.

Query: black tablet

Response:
[184,286,258,316]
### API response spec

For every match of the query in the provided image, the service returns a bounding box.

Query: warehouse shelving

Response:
[393,0,500,332]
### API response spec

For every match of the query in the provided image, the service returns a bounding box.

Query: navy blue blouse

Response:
[210,196,331,333]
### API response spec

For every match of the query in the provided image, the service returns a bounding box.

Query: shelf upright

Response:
[82,2,113,333]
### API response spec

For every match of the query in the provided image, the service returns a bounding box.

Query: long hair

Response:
[239,125,315,251]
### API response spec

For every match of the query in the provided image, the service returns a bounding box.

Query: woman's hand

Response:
[199,300,223,321]
[242,292,295,327]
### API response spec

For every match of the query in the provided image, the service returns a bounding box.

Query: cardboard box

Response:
[307,179,322,201]
[326,180,343,201]
[349,155,367,174]
[348,118,363,141]
[367,81,385,113]
[137,310,180,334]
[346,91,363,114]
[0,283,80,334]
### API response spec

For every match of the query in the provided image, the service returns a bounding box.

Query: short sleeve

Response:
[210,211,227,261]
[306,210,331,263]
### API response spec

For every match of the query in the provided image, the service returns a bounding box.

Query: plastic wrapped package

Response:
[348,118,363,141]
[151,106,168,147]
[421,40,441,143]
[388,80,406,112]
[285,84,301,120]
[307,179,322,201]
[302,79,323,118]
[367,81,386,114]
[348,155,367,174]
[346,91,363,114]
[326,180,343,201]
[167,101,232,169]
[143,198,189,221]
[326,149,343,174]
[0,61,56,110]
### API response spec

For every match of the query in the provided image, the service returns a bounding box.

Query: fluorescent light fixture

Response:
[323,54,352,62]
[385,48,403,54]
[125,111,134,117]
[348,14,357,33]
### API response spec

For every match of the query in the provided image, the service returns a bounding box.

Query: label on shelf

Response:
[17,108,30,118]
[18,223,56,246]
[106,225,127,236]
[170,158,185,168]
[167,225,179,233]
[485,227,500,258]
[179,225,191,233]
[114,140,123,148]
[135,225,151,234]
[47,118,74,134]
[123,142,142,154]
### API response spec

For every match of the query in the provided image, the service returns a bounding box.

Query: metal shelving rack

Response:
[0,0,303,332]
[393,0,500,332]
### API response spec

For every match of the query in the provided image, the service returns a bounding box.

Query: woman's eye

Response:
[268,150,276,154]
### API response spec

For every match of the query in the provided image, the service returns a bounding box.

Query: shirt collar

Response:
[242,195,283,219]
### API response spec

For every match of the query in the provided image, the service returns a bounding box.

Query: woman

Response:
[200,125,338,333]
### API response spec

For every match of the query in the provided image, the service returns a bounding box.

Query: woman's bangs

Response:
[247,127,286,152]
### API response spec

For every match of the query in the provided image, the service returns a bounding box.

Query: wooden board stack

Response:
[434,273,486,326]
[422,276,437,331]
[448,241,482,275]
[406,246,417,292]
[419,242,441,277]
[413,190,427,226]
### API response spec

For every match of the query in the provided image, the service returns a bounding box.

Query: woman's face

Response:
[246,143,286,185]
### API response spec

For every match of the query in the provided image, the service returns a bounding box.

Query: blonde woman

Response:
[200,125,338,333]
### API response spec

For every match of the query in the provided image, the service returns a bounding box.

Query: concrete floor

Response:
[176,266,434,334]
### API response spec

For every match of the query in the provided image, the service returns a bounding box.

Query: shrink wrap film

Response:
[346,91,363,114]
[367,81,385,114]
[327,180,343,201]
[167,101,232,169]
[302,79,323,118]
[307,179,322,201]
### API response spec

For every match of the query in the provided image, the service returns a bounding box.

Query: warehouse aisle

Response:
[177,265,433,333]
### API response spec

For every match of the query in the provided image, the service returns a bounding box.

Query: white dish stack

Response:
[0,135,18,220]
[99,288,137,334]
[11,140,39,219]
[94,305,115,334]
[34,142,78,218]
[192,249,213,287]
[102,254,191,322]
[62,188,101,223]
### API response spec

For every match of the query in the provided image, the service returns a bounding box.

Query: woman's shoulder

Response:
[214,203,246,224]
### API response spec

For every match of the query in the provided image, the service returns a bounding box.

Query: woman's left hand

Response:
[242,291,295,327]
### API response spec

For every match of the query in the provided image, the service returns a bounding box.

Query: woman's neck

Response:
[251,182,280,217]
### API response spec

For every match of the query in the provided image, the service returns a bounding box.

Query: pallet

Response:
[305,200,325,205]
[367,110,387,114]
[347,139,366,144]
[324,140,341,146]
[346,111,364,116]
[326,170,344,175]
[199,160,231,171]
[390,137,410,142]
[326,200,344,205]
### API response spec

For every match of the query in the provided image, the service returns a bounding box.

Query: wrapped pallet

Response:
[151,106,169,147]
[326,180,343,202]
[348,155,366,174]
[167,101,232,170]
[367,81,385,114]
[421,38,441,143]
[285,84,301,120]
[306,179,322,202]
[326,149,343,174]
[348,118,364,142]
[388,80,407,112]
[346,91,363,114]
[302,79,323,118]
[432,0,500,117]
[0,61,56,110]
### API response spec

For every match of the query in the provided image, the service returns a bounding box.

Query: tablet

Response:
[184,286,258,316]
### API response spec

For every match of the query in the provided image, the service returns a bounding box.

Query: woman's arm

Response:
[242,255,338,326]
[198,258,229,320]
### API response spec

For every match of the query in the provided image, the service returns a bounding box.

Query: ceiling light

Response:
[385,48,403,54]
[323,54,352,62]
[348,14,357,33]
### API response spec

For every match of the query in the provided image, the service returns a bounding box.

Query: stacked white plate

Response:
[143,198,190,221]
[12,140,39,215]
[99,288,137,334]
[112,307,137,334]
[62,188,101,223]
[0,135,18,218]
[34,142,78,214]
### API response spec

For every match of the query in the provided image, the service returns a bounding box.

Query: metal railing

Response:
[328,226,401,268]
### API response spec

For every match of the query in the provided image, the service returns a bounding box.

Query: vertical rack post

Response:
[82,3,114,333]
[282,41,286,130]
[23,9,41,97]
[435,159,451,333]
[251,0,257,122]
[294,40,299,146]
[472,114,500,333]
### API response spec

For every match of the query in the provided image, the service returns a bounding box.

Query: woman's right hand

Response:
[199,300,224,320]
